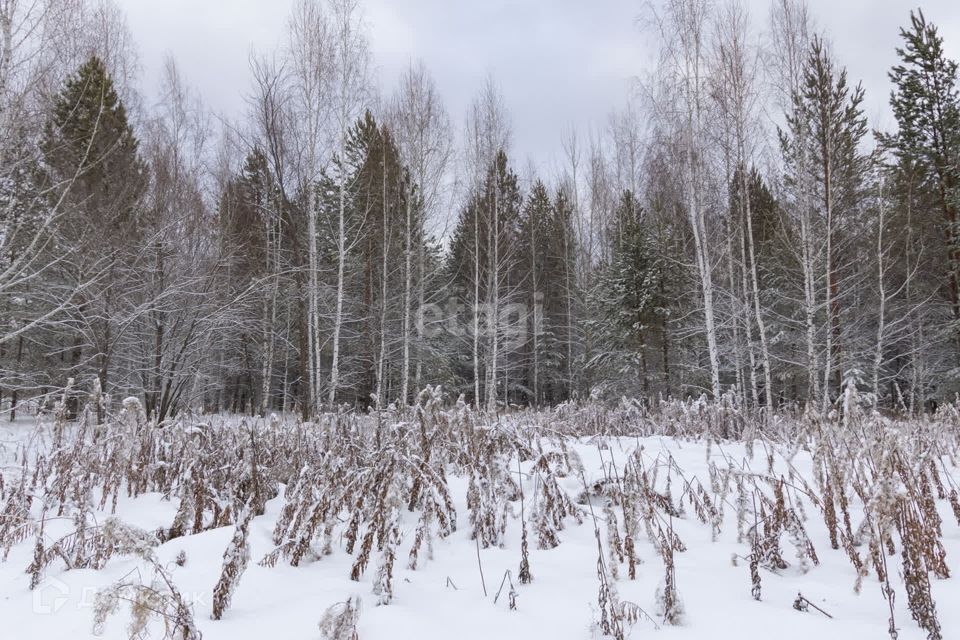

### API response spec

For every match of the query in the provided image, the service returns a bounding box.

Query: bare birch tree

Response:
[648,0,722,398]
[711,0,773,409]
[326,0,369,406]
[389,61,451,404]
[464,77,511,409]
[770,0,819,405]
[285,0,333,414]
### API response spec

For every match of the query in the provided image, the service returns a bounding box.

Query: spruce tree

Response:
[44,56,144,249]
[516,180,553,405]
[587,191,664,397]
[350,113,409,406]
[42,55,145,419]
[550,186,579,402]
[216,148,278,415]
[446,150,522,406]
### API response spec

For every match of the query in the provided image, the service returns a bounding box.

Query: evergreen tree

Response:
[516,180,555,405]
[587,191,665,397]
[350,113,410,406]
[314,113,373,406]
[739,168,779,291]
[446,150,522,406]
[779,37,870,408]
[216,148,279,415]
[887,9,960,362]
[42,55,145,419]
[728,165,781,406]
[550,186,579,402]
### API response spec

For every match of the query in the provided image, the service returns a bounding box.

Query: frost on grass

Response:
[93,556,201,640]
[211,505,253,620]
[2,393,960,639]
[318,596,361,640]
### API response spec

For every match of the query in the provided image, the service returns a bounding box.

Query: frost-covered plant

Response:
[318,596,361,640]
[27,515,159,587]
[0,460,37,560]
[529,451,582,549]
[655,522,684,626]
[371,507,401,605]
[465,436,516,548]
[93,558,201,640]
[211,505,253,620]
[3,389,960,640]
[593,529,625,640]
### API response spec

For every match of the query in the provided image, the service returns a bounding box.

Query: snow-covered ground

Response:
[1,407,958,639]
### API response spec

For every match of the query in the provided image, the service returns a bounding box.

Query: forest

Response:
[4,2,960,640]
[1,0,959,421]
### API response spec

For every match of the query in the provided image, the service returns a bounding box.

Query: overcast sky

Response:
[116,0,960,171]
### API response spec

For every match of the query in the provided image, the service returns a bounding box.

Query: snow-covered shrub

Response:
[318,596,361,640]
[211,505,253,620]
[93,556,201,640]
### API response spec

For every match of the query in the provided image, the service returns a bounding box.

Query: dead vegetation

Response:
[1,386,958,638]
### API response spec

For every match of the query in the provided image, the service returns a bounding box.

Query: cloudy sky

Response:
[116,0,959,171]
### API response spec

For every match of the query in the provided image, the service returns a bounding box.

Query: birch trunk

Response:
[473,195,481,408]
[260,208,279,417]
[676,0,721,398]
[400,184,412,404]
[741,168,773,410]
[487,176,500,411]
[872,176,886,403]
[329,165,346,406]
[307,186,321,412]
[821,141,834,412]
[374,153,390,408]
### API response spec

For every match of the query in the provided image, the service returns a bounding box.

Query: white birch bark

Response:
[284,0,332,414]
[327,0,369,407]
[389,63,452,404]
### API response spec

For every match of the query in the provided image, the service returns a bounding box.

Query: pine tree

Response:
[780,38,869,409]
[887,9,960,362]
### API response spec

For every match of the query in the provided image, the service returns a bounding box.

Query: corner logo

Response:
[32,577,70,614]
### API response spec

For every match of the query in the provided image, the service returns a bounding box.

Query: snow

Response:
[0,415,958,640]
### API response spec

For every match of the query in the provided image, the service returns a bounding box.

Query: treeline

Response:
[1,0,959,419]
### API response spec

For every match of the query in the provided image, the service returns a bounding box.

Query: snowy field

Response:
[1,398,958,639]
